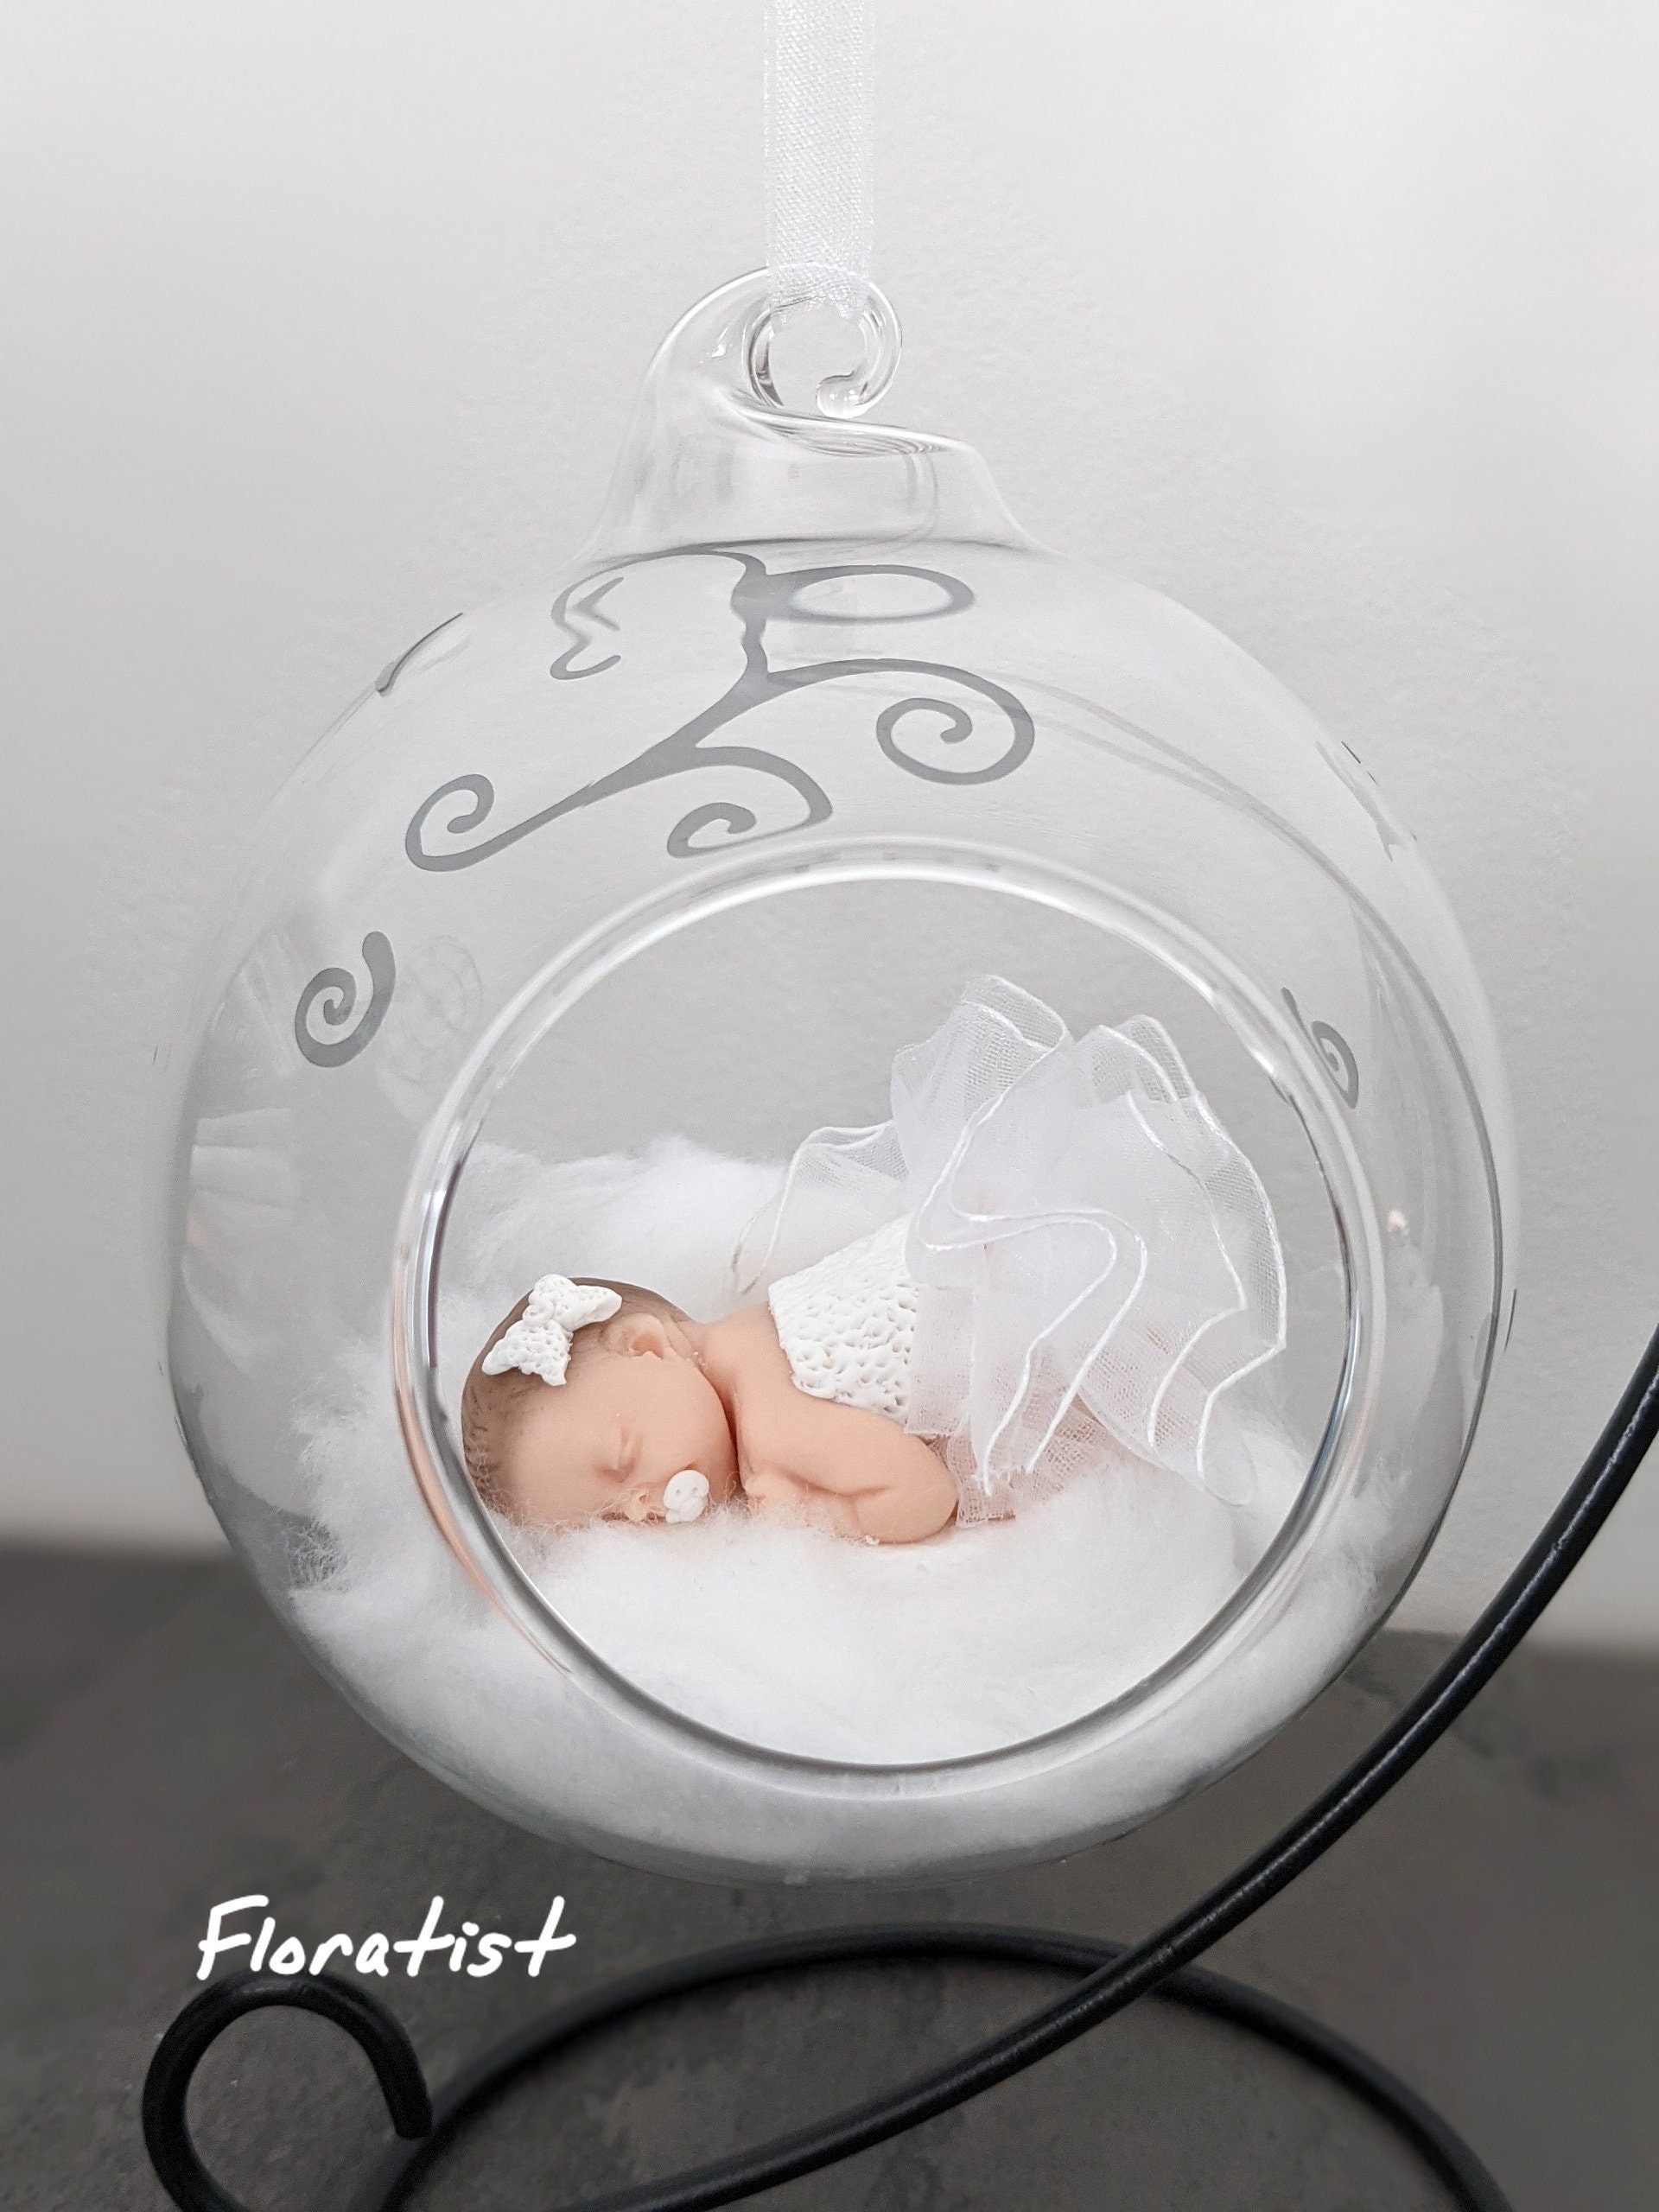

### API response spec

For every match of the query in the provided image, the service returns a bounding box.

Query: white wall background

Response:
[3,1,1656,1644]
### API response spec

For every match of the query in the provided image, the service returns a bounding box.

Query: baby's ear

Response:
[601,1311,672,1360]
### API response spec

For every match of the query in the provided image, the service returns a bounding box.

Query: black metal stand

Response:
[143,1321,1659,2212]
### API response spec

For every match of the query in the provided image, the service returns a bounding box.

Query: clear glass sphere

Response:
[156,277,1513,1882]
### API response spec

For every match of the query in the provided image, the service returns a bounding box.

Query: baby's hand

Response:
[741,1463,866,1538]
[715,1307,957,1544]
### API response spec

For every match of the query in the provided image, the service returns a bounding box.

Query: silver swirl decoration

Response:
[405,776,496,870]
[295,932,397,1069]
[1281,987,1361,1109]
[550,574,624,680]
[405,550,1035,874]
[665,800,763,857]
[874,689,1034,784]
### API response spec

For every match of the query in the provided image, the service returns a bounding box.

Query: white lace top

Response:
[768,1216,917,1421]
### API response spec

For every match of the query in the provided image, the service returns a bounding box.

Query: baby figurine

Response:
[462,1250,960,1542]
[463,976,1288,1544]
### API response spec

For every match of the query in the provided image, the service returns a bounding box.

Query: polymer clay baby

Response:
[463,976,1288,1545]
[463,1249,958,1543]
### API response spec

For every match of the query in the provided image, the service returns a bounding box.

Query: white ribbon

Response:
[765,0,874,317]
[480,1276,622,1388]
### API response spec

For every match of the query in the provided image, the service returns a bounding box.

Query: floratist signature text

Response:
[195,1893,577,1981]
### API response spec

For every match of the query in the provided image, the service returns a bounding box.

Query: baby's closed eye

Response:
[607,1427,639,1482]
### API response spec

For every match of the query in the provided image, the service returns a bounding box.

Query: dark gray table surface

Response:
[2,1546,1656,2211]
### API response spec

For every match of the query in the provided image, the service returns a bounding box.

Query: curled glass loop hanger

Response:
[580,271,1027,562]
[745,282,903,418]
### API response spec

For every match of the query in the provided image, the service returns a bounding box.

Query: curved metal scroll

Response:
[142,1972,430,2212]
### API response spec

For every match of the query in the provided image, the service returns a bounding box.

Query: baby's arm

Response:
[719,1307,957,1544]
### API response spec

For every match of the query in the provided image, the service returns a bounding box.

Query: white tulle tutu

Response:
[733,976,1286,1521]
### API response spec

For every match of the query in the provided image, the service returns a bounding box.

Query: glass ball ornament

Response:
[156,276,1513,1883]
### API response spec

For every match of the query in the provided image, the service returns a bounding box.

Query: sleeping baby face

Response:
[463,1295,740,1529]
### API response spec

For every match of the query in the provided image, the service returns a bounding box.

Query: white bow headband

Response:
[480,1275,621,1388]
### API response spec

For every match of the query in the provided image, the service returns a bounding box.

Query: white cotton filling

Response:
[291,1138,1372,1832]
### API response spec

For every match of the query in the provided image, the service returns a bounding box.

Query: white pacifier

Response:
[662,1469,710,1523]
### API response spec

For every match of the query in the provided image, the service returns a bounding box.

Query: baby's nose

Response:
[662,1469,709,1522]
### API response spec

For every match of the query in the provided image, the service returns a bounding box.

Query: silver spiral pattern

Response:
[406,550,1034,873]
[1281,988,1361,1109]
[295,932,397,1069]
